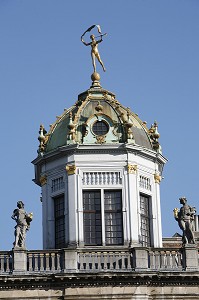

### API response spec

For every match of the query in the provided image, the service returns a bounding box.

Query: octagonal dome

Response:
[37,80,161,155]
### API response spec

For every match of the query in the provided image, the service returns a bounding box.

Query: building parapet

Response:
[0,246,198,275]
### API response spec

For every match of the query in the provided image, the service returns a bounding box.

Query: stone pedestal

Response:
[64,249,77,272]
[12,249,27,274]
[183,244,198,271]
[133,247,149,270]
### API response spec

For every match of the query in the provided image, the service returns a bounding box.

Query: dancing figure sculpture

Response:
[81,25,106,73]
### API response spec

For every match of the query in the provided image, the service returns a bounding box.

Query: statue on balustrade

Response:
[11,201,33,249]
[173,197,196,245]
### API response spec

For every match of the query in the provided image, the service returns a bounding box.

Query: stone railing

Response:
[0,245,198,274]
[0,251,13,274]
[148,248,183,270]
[77,248,132,272]
[27,250,63,272]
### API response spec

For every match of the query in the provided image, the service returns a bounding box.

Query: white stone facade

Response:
[38,144,166,249]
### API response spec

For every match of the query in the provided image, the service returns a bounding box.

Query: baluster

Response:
[115,252,119,270]
[97,252,101,270]
[34,253,39,271]
[177,251,182,268]
[91,252,95,270]
[90,173,93,185]
[40,253,44,271]
[57,252,61,270]
[107,173,110,185]
[149,251,155,269]
[115,172,118,184]
[51,253,55,271]
[85,252,90,270]
[171,251,176,268]
[96,173,99,185]
[28,253,33,271]
[103,252,107,270]
[46,253,50,271]
[79,253,84,270]
[120,252,125,270]
[102,172,105,184]
[160,251,167,269]
[112,172,115,185]
[126,252,132,270]
[166,251,171,268]
[0,254,4,272]
[109,252,113,270]
[155,251,160,269]
[164,251,168,269]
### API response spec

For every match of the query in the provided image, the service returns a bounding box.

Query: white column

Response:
[127,164,139,246]
[41,176,55,249]
[66,165,78,247]
[101,189,105,246]
[153,173,162,247]
[77,169,84,247]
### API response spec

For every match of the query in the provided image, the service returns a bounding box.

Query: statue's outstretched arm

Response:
[81,36,90,46]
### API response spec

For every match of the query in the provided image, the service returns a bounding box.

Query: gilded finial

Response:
[67,112,76,144]
[38,124,47,154]
[149,121,161,152]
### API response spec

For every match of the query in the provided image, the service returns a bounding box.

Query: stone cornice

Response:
[0,272,199,290]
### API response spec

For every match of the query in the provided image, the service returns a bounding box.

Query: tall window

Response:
[51,176,64,193]
[104,191,123,245]
[140,194,151,247]
[83,190,123,246]
[54,195,65,248]
[83,190,102,245]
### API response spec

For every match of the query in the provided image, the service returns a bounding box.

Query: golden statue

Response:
[81,25,107,73]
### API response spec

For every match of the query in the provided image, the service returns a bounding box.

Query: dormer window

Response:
[92,120,109,136]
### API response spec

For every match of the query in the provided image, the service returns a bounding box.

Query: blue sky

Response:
[0,0,198,250]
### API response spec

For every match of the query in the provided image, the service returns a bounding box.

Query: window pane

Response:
[140,194,151,247]
[104,190,123,245]
[83,190,102,245]
[92,120,109,136]
[54,195,65,249]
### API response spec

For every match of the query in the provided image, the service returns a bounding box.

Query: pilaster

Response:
[66,164,78,247]
[127,164,139,246]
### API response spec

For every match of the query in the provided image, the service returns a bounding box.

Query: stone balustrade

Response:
[0,251,13,274]
[78,249,132,271]
[0,246,198,275]
[148,248,183,270]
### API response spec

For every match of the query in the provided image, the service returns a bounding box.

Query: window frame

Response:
[92,120,109,136]
[54,194,65,249]
[83,188,124,246]
[139,193,152,247]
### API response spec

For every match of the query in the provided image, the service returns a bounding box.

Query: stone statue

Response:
[81,25,107,73]
[174,197,196,245]
[11,201,33,249]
